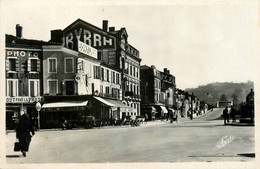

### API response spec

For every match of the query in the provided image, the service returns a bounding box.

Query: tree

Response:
[219,94,228,101]
[231,93,239,108]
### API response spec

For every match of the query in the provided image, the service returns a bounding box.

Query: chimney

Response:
[164,68,167,73]
[102,20,108,32]
[151,65,156,69]
[16,24,22,38]
[167,70,170,74]
[50,29,63,43]
[109,27,115,32]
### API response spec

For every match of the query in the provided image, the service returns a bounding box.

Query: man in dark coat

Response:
[16,113,35,157]
[223,107,229,125]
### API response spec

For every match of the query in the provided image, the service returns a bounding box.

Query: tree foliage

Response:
[220,94,228,101]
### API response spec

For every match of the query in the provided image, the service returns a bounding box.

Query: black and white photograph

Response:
[0,0,259,169]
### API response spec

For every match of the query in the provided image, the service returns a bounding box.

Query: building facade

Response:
[5,25,50,129]
[140,65,169,120]
[49,19,141,118]
[160,68,176,108]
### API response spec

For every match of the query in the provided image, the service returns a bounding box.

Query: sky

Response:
[1,0,259,89]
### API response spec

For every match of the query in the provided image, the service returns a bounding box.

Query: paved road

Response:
[6,108,254,163]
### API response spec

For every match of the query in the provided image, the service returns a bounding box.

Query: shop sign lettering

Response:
[78,40,97,59]
[6,50,40,58]
[63,27,115,49]
[6,97,42,103]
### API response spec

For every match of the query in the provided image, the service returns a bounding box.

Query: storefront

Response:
[141,106,156,120]
[41,101,88,128]
[93,96,134,120]
[6,96,42,130]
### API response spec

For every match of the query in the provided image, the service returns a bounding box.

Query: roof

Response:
[140,65,153,70]
[63,18,116,38]
[6,34,59,46]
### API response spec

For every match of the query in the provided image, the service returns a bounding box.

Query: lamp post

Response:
[190,93,194,120]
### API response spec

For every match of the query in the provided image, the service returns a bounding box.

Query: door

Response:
[65,81,74,95]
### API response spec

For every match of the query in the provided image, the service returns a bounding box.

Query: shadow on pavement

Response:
[6,155,21,158]
[237,153,255,157]
[206,117,223,121]
[163,124,225,128]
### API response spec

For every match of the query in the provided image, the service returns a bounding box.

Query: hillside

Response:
[185,81,254,106]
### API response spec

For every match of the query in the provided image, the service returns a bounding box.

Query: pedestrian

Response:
[231,106,236,123]
[15,112,35,157]
[61,117,67,130]
[223,107,229,125]
[145,113,148,123]
[170,113,173,123]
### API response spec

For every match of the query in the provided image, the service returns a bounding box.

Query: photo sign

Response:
[78,40,97,59]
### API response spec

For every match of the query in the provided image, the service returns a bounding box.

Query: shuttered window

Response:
[107,70,109,82]
[65,58,74,73]
[48,80,57,95]
[9,59,16,71]
[29,80,39,97]
[49,58,57,73]
[30,59,37,72]
[7,79,18,97]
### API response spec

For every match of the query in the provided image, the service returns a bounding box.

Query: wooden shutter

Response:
[37,59,40,72]
[6,59,9,71]
[27,59,31,72]
[104,68,107,81]
[15,59,19,71]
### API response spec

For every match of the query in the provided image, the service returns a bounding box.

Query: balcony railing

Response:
[124,91,141,101]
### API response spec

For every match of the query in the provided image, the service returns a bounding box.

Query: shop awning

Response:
[93,96,135,112]
[42,101,88,108]
[93,97,116,107]
[143,106,156,112]
[160,106,168,114]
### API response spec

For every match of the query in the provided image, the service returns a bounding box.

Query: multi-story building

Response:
[48,19,141,119]
[107,25,142,118]
[40,19,137,128]
[160,68,176,108]
[140,65,168,120]
[5,25,51,129]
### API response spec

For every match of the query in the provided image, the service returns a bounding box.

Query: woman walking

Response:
[16,113,35,157]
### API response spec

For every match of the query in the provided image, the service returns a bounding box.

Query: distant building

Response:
[160,68,176,108]
[140,65,169,120]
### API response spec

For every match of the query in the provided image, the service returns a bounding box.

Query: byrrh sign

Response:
[63,20,116,51]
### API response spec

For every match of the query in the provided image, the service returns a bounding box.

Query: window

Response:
[29,80,39,97]
[130,65,132,75]
[100,85,103,94]
[30,59,38,72]
[9,59,16,71]
[65,58,74,73]
[101,68,104,81]
[6,79,18,97]
[107,70,109,82]
[48,58,57,73]
[112,72,115,83]
[116,73,119,84]
[48,80,58,95]
[133,67,135,77]
[105,86,110,94]
[93,66,100,79]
